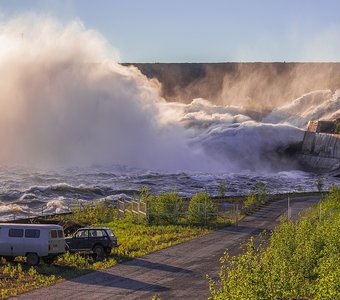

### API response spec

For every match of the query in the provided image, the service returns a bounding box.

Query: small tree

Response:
[188,192,217,225]
[256,181,267,203]
[334,120,340,134]
[244,193,256,209]
[141,186,184,225]
[151,190,183,225]
[316,176,324,194]
[218,180,227,198]
[140,186,151,203]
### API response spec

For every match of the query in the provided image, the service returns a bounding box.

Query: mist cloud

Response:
[0,15,339,173]
[0,15,216,171]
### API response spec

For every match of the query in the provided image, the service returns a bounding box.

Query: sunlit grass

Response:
[0,213,209,299]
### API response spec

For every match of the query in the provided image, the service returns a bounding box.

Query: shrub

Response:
[334,121,340,134]
[218,180,227,198]
[187,192,217,224]
[71,200,117,225]
[208,187,340,299]
[243,182,267,210]
[244,193,256,209]
[147,190,184,225]
[256,181,267,203]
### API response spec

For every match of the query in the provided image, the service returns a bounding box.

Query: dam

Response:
[298,120,340,175]
[126,62,340,175]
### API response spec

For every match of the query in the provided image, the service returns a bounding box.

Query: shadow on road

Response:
[219,225,265,235]
[69,270,170,292]
[125,258,193,274]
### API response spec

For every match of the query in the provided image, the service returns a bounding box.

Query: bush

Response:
[334,121,340,134]
[71,201,117,225]
[187,192,217,224]
[256,181,267,203]
[208,187,340,299]
[243,193,256,209]
[243,182,267,210]
[218,180,227,198]
[141,187,184,225]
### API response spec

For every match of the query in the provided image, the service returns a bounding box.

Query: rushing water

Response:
[1,165,339,221]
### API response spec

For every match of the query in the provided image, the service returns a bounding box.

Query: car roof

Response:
[77,227,110,230]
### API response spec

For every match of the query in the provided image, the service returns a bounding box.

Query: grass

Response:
[0,262,58,299]
[0,210,209,299]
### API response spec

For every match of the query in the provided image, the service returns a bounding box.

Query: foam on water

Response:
[0,165,339,220]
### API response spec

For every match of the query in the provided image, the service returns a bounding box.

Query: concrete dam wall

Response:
[298,132,340,173]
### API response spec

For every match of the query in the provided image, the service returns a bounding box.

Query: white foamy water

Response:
[0,15,339,220]
[0,165,339,221]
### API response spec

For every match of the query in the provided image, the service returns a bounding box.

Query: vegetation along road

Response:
[14,195,320,300]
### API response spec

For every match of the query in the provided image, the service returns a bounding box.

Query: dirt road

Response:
[14,196,320,300]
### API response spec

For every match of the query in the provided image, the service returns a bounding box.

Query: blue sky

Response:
[1,0,340,62]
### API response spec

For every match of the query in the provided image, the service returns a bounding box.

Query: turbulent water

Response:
[0,16,340,220]
[1,165,339,221]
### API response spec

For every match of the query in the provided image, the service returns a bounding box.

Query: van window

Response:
[25,229,40,238]
[57,230,64,238]
[50,230,58,239]
[9,229,24,238]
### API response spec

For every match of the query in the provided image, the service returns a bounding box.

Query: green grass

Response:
[208,187,340,300]
[0,213,209,299]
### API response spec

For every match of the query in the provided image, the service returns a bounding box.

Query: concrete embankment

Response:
[297,131,340,173]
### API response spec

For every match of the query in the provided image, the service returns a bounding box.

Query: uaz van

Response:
[0,223,66,265]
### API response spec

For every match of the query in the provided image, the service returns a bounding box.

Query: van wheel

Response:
[93,245,105,260]
[26,253,40,266]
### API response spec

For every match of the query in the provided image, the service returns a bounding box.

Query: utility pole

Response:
[287,197,291,220]
[235,202,239,227]
[319,203,322,222]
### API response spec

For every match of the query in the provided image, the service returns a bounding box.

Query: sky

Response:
[0,0,340,62]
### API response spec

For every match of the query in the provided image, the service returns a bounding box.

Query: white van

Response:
[0,223,66,265]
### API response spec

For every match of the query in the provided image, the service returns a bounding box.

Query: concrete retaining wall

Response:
[298,132,340,172]
[301,132,340,157]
